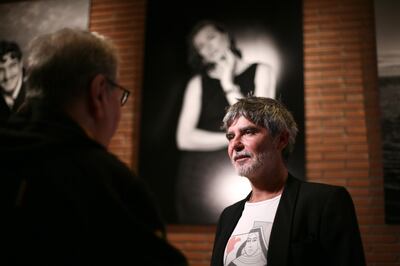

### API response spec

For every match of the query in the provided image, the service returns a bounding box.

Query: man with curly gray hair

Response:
[211,96,365,266]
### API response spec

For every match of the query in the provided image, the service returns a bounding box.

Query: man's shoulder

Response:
[300,179,347,194]
[290,176,350,204]
[1,119,134,181]
[63,140,133,178]
[288,174,345,191]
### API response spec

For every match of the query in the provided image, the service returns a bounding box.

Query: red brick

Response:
[323,170,369,179]
[307,161,345,170]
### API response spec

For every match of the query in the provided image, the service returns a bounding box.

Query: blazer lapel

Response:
[267,174,301,266]
[213,194,250,266]
[12,84,26,112]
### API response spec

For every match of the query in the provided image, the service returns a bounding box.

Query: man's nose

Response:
[3,69,9,80]
[232,137,244,152]
[0,70,6,81]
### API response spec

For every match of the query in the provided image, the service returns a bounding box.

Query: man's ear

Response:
[88,74,108,120]
[275,131,289,152]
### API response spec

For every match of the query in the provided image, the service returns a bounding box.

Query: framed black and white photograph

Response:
[140,0,304,225]
[0,0,90,127]
[374,0,400,224]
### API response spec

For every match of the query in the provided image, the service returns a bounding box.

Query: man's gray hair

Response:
[25,28,118,109]
[222,96,298,160]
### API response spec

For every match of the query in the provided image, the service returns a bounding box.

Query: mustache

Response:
[233,151,252,161]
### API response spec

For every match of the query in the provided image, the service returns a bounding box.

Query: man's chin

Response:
[235,166,252,177]
[2,83,18,93]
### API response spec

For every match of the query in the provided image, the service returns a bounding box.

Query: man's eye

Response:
[245,129,255,135]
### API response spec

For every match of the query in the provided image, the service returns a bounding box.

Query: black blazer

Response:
[0,84,26,124]
[1,111,187,266]
[211,175,366,266]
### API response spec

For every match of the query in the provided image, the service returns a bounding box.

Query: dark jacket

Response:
[1,109,187,266]
[211,175,366,266]
[0,83,26,126]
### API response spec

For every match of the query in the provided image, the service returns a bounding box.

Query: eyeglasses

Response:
[105,78,130,106]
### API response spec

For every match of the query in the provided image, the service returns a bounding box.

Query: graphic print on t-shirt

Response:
[224,221,272,266]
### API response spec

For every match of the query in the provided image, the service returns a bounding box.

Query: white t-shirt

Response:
[223,194,281,266]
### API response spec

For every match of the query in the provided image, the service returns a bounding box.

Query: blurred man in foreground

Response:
[1,28,187,266]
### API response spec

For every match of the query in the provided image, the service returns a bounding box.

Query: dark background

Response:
[140,0,304,224]
[374,0,400,224]
[0,0,90,55]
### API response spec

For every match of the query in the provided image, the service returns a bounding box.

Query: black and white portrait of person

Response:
[0,40,25,124]
[374,0,400,224]
[0,0,90,123]
[230,229,268,266]
[140,0,304,224]
[224,222,272,266]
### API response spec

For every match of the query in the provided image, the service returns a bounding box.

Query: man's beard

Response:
[232,151,266,177]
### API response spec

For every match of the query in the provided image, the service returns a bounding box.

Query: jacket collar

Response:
[222,193,250,242]
[212,194,249,266]
[267,174,301,266]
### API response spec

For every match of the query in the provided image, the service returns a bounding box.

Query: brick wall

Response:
[90,0,400,265]
[90,0,146,171]
[304,0,400,265]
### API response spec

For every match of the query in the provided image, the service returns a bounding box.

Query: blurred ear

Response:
[88,74,108,120]
[275,131,289,152]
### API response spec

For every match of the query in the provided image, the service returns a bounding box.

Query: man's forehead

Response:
[227,116,259,130]
[0,53,19,65]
